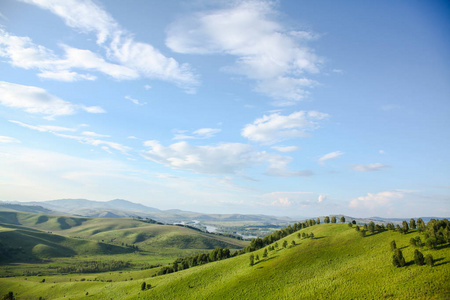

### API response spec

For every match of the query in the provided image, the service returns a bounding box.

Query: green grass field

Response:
[1,223,448,299]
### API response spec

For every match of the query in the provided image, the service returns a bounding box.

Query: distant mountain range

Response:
[0,199,296,224]
[0,199,445,225]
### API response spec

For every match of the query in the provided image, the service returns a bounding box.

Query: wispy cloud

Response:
[318,151,344,165]
[352,163,389,172]
[173,128,221,140]
[271,146,300,153]
[10,120,130,154]
[17,0,198,91]
[0,81,104,119]
[125,96,147,106]
[166,0,321,103]
[242,110,329,145]
[0,136,20,143]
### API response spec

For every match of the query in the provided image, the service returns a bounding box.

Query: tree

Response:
[263,248,268,258]
[355,225,360,232]
[291,240,296,246]
[390,240,397,251]
[348,222,353,228]
[410,237,417,247]
[352,220,356,225]
[368,221,375,233]
[282,240,288,248]
[402,220,409,234]
[340,216,346,223]
[425,254,434,267]
[141,281,147,291]
[310,232,314,239]
[414,249,425,266]
[316,218,320,224]
[324,216,330,224]
[360,229,366,237]
[410,218,416,230]
[256,255,260,261]
[249,254,254,266]
[331,216,337,223]
[392,249,406,267]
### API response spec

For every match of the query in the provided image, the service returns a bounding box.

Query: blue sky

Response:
[0,0,449,218]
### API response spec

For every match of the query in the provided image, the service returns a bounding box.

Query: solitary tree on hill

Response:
[392,248,406,267]
[410,218,416,230]
[414,249,425,266]
[390,240,397,251]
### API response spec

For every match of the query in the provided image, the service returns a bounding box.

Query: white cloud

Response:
[242,110,329,145]
[166,0,321,102]
[142,140,302,177]
[272,197,292,207]
[0,136,20,143]
[125,96,146,106]
[318,194,326,203]
[10,120,130,154]
[173,128,221,140]
[0,81,104,119]
[17,0,198,90]
[81,131,110,138]
[349,190,404,211]
[318,151,344,165]
[9,121,76,133]
[352,163,389,172]
[379,150,385,155]
[261,191,317,208]
[271,146,300,152]
[0,30,138,81]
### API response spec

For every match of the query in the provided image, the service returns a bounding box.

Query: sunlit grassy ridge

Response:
[1,223,448,299]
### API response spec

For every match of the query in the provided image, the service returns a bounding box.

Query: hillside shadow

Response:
[435,243,450,250]
[254,256,278,265]
[434,257,449,267]
[312,236,327,240]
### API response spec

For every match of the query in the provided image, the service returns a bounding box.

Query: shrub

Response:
[141,281,146,291]
[410,237,417,247]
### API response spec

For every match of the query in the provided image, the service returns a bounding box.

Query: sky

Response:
[0,0,449,218]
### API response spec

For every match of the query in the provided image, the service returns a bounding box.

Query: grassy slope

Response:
[0,212,248,277]
[1,224,449,299]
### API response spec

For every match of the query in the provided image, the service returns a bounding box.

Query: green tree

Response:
[410,237,417,247]
[360,229,366,237]
[425,254,434,267]
[414,249,425,266]
[331,216,337,223]
[310,232,314,239]
[291,240,296,246]
[141,281,147,291]
[392,248,406,267]
[348,222,353,228]
[402,220,409,234]
[409,218,416,230]
[340,216,346,223]
[355,225,360,232]
[316,218,320,224]
[368,221,375,233]
[390,240,397,251]
[249,254,254,266]
[324,216,330,224]
[283,240,288,248]
[263,248,268,258]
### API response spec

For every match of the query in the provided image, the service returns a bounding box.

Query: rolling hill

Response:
[0,223,448,299]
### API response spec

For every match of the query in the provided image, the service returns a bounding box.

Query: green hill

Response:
[0,223,448,299]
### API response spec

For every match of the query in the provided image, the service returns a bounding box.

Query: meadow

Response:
[1,219,449,299]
